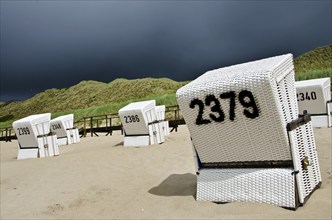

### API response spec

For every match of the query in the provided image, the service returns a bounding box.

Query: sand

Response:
[0,125,331,219]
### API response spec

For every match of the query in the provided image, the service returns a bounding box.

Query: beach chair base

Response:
[74,128,80,143]
[67,128,80,144]
[157,122,165,143]
[17,148,39,160]
[162,121,170,136]
[149,123,163,145]
[195,115,321,209]
[311,115,331,128]
[124,135,150,147]
[123,124,164,147]
[57,137,68,146]
[37,134,59,157]
[17,134,59,159]
[197,168,297,209]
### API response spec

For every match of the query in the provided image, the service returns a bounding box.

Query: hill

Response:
[294,45,332,80]
[0,45,331,128]
[0,78,188,127]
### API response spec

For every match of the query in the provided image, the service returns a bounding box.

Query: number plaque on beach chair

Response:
[119,100,164,147]
[295,77,331,128]
[176,54,321,209]
[50,114,80,145]
[13,113,59,159]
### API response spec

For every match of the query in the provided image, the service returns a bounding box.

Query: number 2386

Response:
[189,90,259,125]
[124,115,140,123]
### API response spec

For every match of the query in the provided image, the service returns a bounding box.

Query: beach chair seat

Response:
[176,54,321,209]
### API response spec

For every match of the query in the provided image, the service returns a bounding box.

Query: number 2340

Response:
[189,90,259,125]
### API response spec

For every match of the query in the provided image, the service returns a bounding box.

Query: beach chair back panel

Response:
[50,114,74,137]
[13,113,51,148]
[120,110,149,135]
[177,54,295,163]
[13,122,38,148]
[119,100,156,136]
[50,120,67,138]
[295,78,331,115]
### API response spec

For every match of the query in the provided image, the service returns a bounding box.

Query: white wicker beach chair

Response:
[50,114,80,145]
[176,54,321,209]
[13,113,59,159]
[119,100,163,147]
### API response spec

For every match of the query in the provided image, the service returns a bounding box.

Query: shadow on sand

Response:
[113,141,124,147]
[148,173,197,198]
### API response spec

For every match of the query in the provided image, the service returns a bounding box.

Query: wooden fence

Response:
[0,105,185,142]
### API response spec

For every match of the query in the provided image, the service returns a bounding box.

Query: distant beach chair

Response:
[119,100,164,147]
[50,114,80,145]
[176,54,321,209]
[295,77,331,128]
[155,105,170,137]
[12,113,59,159]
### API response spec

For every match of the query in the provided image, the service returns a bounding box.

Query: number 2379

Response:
[189,90,259,125]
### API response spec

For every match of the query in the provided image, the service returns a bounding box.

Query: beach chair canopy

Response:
[177,54,297,164]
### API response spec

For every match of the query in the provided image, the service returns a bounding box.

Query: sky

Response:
[0,1,331,102]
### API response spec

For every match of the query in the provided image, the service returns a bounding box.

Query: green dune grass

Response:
[294,45,332,81]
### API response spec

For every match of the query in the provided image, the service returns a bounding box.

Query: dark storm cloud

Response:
[1,1,331,101]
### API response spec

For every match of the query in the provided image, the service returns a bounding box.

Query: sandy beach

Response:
[1,125,331,219]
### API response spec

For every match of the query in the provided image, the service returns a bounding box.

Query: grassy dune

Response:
[0,78,187,128]
[0,45,331,129]
[294,45,332,81]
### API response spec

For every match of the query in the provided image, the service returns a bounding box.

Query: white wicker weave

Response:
[197,168,296,208]
[288,121,321,204]
[176,54,321,209]
[177,54,296,163]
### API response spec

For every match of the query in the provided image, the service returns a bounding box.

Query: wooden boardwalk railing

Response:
[0,127,14,142]
[0,105,185,142]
